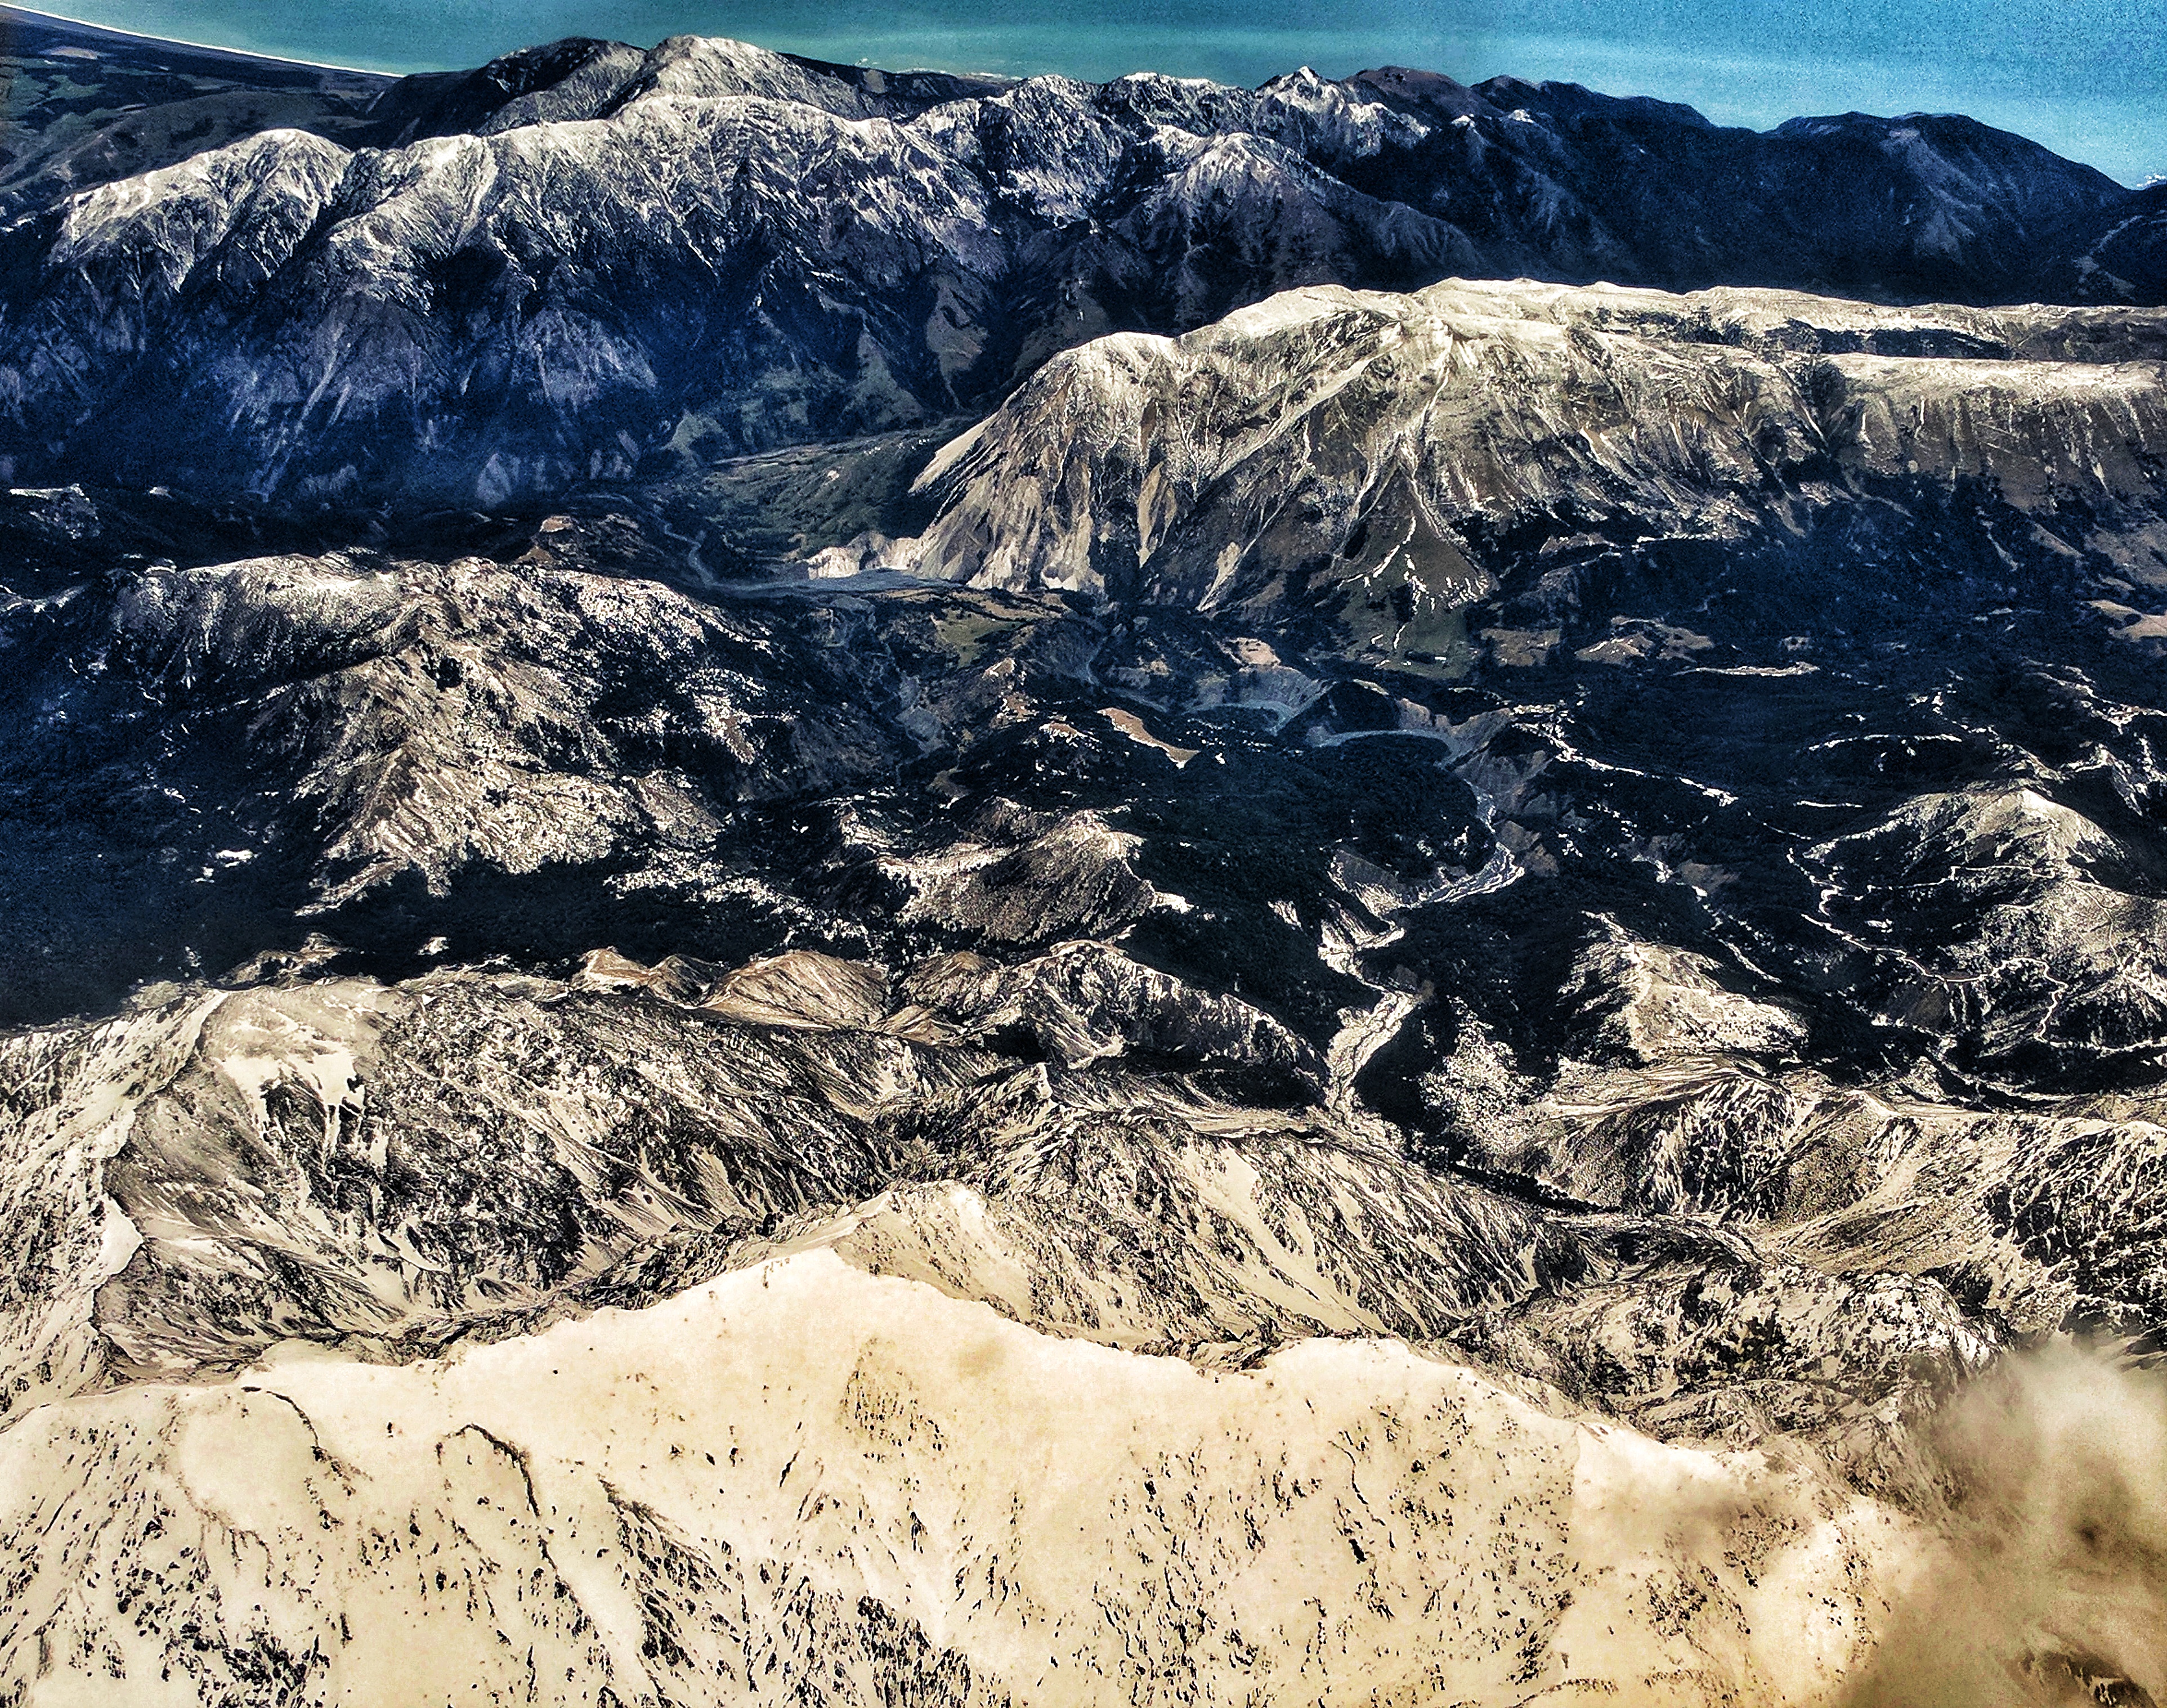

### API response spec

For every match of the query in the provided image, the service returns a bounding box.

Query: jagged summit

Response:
[0,6,2153,506]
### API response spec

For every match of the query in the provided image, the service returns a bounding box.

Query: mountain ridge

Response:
[5,12,2167,1702]
[0,7,2158,510]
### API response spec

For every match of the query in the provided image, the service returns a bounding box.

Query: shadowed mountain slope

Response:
[0,14,2152,505]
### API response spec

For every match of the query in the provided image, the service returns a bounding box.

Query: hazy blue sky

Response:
[28,0,2167,183]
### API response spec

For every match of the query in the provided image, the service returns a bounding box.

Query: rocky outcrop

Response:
[893,279,2167,616]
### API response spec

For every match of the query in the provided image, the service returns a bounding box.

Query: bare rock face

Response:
[0,16,2153,504]
[704,949,892,1029]
[894,280,2167,617]
[7,19,2167,1703]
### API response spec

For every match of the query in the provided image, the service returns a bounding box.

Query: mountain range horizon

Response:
[3,3,2167,1701]
[5,0,2160,518]
[7,0,2162,186]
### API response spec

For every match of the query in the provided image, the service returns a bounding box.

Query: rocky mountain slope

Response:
[0,5,392,222]
[2041,178,2167,306]
[890,279,2167,611]
[0,1247,1940,1707]
[4,15,2167,1706]
[3,270,2167,1697]
[0,14,2155,504]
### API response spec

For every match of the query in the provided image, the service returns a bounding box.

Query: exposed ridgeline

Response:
[889,279,2167,613]
[7,20,2167,1701]
[0,10,2159,504]
[0,5,394,222]
[0,270,2161,1708]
